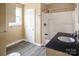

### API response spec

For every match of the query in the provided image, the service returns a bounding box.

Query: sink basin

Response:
[58,36,75,43]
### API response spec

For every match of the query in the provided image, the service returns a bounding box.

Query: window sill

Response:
[8,23,22,27]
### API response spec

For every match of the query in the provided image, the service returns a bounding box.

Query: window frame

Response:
[8,7,22,27]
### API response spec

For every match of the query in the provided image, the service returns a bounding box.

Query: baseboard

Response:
[6,39,25,47]
[33,43,41,46]
[24,39,41,46]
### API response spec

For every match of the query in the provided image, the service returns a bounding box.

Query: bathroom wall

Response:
[0,3,6,55]
[41,3,75,45]
[0,4,6,33]
[5,3,24,45]
[46,3,75,13]
[41,4,47,13]
[48,11,75,39]
[76,4,79,32]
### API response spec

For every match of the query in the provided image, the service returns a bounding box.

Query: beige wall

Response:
[24,3,41,44]
[0,3,24,55]
[0,4,6,33]
[41,4,47,13]
[0,3,6,56]
[41,3,75,13]
[5,3,24,45]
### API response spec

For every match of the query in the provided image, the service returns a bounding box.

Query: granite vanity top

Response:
[46,32,79,56]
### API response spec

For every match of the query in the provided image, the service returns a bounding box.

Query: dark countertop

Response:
[46,32,78,56]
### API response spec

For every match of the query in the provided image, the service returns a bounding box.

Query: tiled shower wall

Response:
[42,11,75,45]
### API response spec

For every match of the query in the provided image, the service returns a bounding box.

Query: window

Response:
[9,7,22,26]
[16,7,22,25]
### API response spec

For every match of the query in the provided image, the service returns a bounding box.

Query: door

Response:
[24,9,35,44]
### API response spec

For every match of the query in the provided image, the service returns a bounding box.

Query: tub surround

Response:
[46,32,79,56]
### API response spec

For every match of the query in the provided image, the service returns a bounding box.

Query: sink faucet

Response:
[73,30,77,37]
[72,30,79,43]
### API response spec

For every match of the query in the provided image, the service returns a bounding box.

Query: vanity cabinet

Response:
[46,48,70,56]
